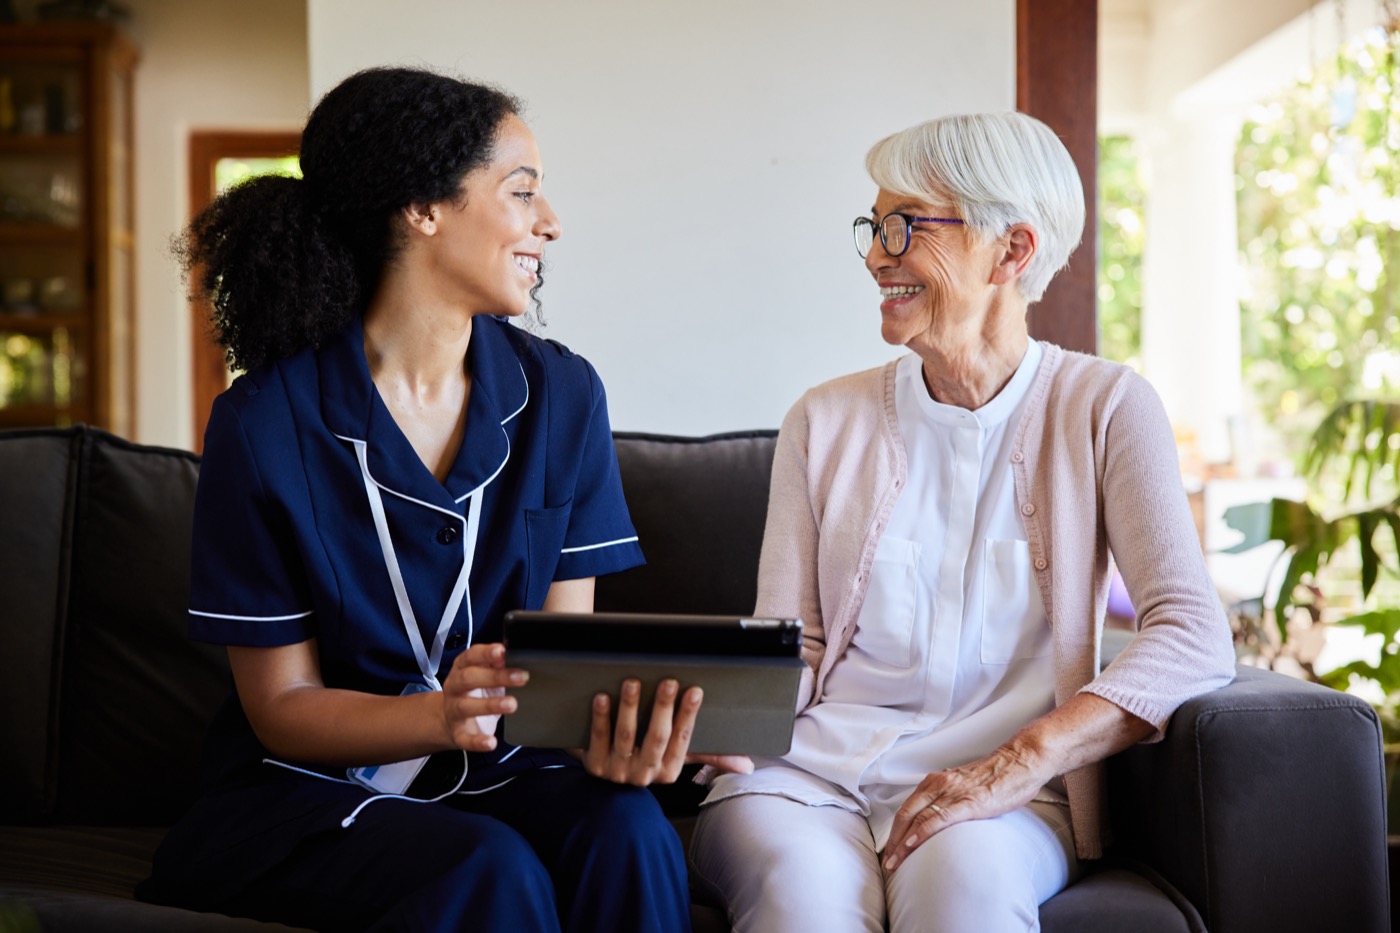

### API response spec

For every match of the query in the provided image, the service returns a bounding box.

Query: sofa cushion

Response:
[0,430,81,823]
[0,427,228,827]
[0,826,315,932]
[1040,867,1201,933]
[53,430,230,826]
[597,432,776,617]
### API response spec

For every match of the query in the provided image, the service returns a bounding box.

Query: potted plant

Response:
[1224,398,1400,826]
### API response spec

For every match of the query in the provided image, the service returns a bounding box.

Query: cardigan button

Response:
[436,525,459,545]
[1021,503,1035,516]
[1034,557,1048,571]
[1011,451,1024,463]
[445,631,467,650]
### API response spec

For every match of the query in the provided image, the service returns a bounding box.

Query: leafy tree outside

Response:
[1098,24,1400,725]
[1236,25,1400,449]
[1096,135,1146,372]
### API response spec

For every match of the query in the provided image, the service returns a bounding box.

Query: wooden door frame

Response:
[1018,0,1098,354]
[187,131,299,452]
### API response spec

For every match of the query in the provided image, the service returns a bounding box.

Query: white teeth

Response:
[880,285,924,298]
[514,255,539,273]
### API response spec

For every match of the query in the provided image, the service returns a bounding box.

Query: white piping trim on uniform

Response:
[340,750,470,827]
[261,753,476,828]
[331,433,465,522]
[456,776,517,796]
[330,432,510,522]
[454,431,510,505]
[190,608,314,622]
[450,372,522,503]
[501,360,529,425]
[560,535,639,554]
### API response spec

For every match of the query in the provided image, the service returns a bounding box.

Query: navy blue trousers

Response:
[210,765,691,933]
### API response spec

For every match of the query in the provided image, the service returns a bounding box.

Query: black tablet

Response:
[502,611,804,755]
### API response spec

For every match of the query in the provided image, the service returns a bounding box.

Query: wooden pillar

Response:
[1017,0,1098,354]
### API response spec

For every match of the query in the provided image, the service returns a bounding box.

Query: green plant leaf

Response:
[1333,607,1400,642]
[1270,497,1338,551]
[1272,542,1324,640]
[1384,511,1400,567]
[1319,643,1400,694]
[1303,399,1400,499]
[1359,511,1380,598]
[1221,501,1278,553]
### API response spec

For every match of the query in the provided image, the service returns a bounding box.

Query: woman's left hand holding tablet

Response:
[580,679,752,785]
[440,643,527,753]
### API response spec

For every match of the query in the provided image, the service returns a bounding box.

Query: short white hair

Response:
[865,112,1085,303]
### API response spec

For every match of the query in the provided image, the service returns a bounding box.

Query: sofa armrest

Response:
[1106,664,1389,933]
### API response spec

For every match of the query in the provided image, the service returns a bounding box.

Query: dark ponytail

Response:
[179,68,521,372]
[180,174,357,373]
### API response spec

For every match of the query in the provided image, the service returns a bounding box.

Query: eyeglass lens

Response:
[881,215,910,255]
[853,215,913,258]
[854,219,875,257]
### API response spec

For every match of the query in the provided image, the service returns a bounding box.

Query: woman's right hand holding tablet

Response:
[580,679,753,785]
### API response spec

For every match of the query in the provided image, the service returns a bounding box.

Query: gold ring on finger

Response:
[927,802,948,819]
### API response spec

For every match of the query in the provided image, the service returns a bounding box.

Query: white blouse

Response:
[705,341,1063,850]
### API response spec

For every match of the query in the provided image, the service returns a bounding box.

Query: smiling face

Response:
[422,114,561,317]
[864,188,1007,351]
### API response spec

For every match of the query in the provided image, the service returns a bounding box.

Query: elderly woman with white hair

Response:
[689,112,1235,932]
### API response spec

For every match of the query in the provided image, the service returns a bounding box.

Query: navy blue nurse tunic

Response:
[147,314,647,908]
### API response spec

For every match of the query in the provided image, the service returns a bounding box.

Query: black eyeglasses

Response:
[852,212,964,258]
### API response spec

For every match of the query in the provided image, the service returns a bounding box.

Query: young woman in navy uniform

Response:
[137,67,747,933]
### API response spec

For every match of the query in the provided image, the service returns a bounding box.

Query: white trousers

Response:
[690,794,1079,933]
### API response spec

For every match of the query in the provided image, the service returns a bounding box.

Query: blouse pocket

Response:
[524,501,573,609]
[852,535,920,668]
[980,538,1050,663]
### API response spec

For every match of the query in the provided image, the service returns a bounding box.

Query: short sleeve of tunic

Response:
[549,354,644,582]
[187,392,316,647]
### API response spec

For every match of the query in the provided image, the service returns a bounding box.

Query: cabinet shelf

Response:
[0,403,81,426]
[0,224,82,245]
[0,134,82,154]
[0,312,86,332]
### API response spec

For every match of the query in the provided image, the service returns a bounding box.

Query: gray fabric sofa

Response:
[0,425,1390,932]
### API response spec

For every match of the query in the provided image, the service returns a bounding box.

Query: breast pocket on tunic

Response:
[524,501,573,609]
[853,535,921,668]
[980,538,1050,663]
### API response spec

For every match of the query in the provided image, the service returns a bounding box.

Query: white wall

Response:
[125,0,310,448]
[309,0,1015,434]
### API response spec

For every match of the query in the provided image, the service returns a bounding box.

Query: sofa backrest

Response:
[0,425,778,827]
[0,426,229,826]
[597,431,776,617]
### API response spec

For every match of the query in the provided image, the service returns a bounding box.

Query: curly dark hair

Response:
[178,67,523,372]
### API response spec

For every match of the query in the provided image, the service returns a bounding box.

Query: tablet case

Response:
[502,612,804,755]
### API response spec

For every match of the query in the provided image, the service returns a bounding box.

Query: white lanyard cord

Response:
[352,441,482,691]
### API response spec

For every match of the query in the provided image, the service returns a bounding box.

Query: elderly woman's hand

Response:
[882,693,1157,871]
[882,740,1049,872]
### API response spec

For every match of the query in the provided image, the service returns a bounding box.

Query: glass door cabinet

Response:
[0,22,136,435]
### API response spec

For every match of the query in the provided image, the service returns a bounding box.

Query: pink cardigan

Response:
[751,343,1235,859]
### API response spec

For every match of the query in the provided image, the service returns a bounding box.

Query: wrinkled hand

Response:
[882,742,1047,872]
[440,643,527,753]
[578,679,752,785]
